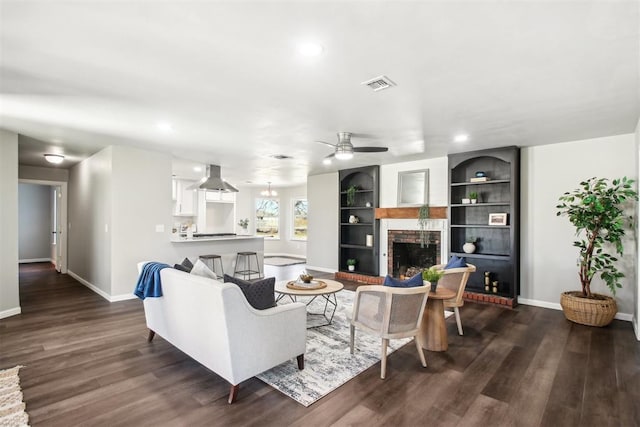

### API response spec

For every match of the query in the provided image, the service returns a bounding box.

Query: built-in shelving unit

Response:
[339,166,379,276]
[448,146,520,303]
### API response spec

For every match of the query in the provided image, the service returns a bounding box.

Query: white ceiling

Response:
[1,1,638,187]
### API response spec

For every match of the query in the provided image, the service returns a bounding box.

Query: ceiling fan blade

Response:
[315,140,337,148]
[353,147,389,153]
[325,152,335,159]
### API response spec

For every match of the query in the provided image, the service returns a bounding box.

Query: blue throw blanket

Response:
[134,262,170,300]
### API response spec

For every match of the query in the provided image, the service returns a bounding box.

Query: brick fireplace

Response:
[388,230,441,278]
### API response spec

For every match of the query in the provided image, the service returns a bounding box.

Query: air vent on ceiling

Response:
[271,154,292,160]
[361,75,396,92]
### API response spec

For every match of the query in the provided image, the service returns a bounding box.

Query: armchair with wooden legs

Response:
[350,285,429,379]
[433,263,476,335]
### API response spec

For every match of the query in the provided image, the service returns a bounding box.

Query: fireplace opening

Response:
[392,242,438,278]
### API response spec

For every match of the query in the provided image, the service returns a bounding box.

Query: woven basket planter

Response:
[560,291,617,327]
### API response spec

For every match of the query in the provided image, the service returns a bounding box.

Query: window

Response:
[292,199,308,241]
[255,198,279,239]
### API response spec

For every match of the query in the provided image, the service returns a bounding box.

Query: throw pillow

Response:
[173,263,191,273]
[223,274,276,310]
[383,273,424,288]
[190,259,218,280]
[444,255,467,269]
[179,257,194,272]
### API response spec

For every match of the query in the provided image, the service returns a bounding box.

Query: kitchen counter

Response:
[169,235,264,276]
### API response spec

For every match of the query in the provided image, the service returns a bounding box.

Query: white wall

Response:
[379,157,449,207]
[19,165,68,182]
[521,134,637,317]
[18,183,52,261]
[306,173,339,271]
[68,146,113,294]
[635,119,640,338]
[235,184,307,257]
[0,130,20,318]
[110,146,173,297]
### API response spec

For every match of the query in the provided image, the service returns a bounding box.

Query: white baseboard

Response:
[19,258,51,264]
[110,293,137,302]
[67,270,111,302]
[518,298,633,322]
[304,264,337,274]
[633,317,639,341]
[0,307,21,319]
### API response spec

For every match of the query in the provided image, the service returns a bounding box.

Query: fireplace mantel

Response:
[375,206,447,219]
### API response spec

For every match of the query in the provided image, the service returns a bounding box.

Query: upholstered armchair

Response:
[433,263,476,335]
[350,285,429,379]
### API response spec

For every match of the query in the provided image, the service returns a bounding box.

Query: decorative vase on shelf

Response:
[430,281,438,292]
[462,198,471,204]
[348,215,359,224]
[463,242,476,254]
[348,265,355,272]
[470,199,478,204]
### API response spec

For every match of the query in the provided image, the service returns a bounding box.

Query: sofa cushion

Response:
[382,273,423,288]
[444,255,467,269]
[223,274,276,310]
[190,259,217,280]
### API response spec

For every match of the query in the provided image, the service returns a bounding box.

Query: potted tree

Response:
[346,258,357,271]
[556,177,638,326]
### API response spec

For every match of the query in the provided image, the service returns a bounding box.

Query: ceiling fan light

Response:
[44,154,64,164]
[335,151,353,160]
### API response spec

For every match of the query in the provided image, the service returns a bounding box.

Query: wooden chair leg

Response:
[228,384,240,404]
[380,338,389,379]
[454,307,463,336]
[297,354,304,370]
[147,329,155,342]
[349,325,355,354]
[415,337,427,368]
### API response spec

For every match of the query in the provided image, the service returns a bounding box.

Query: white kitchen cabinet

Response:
[173,179,197,215]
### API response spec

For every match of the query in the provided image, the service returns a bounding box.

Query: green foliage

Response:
[346,185,358,206]
[238,218,249,228]
[468,191,478,200]
[418,203,430,248]
[556,177,638,297]
[346,258,357,266]
[466,236,477,243]
[422,266,444,283]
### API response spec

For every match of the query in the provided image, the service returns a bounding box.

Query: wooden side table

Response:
[418,287,456,351]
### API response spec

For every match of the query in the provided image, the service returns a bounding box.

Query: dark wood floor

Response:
[1,262,639,426]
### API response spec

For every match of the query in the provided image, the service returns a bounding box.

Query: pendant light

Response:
[260,182,278,197]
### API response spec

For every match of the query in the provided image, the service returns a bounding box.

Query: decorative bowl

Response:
[299,274,313,283]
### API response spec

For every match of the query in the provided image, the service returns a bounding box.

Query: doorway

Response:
[18,179,68,273]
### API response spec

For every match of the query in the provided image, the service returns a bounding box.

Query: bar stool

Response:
[234,251,261,280]
[199,254,224,278]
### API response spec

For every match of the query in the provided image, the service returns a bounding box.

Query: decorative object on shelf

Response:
[461,198,471,204]
[556,176,638,326]
[484,272,491,292]
[366,234,374,247]
[346,185,358,206]
[488,213,508,225]
[422,266,445,292]
[469,191,478,204]
[470,176,489,182]
[260,182,278,197]
[365,201,372,207]
[417,203,430,248]
[492,281,498,293]
[348,215,359,224]
[475,171,486,178]
[463,237,476,254]
[346,258,357,271]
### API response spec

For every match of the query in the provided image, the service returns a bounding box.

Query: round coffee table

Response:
[275,279,344,327]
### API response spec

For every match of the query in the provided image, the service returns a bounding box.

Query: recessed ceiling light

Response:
[323,158,332,165]
[454,134,469,143]
[156,121,173,132]
[193,166,202,172]
[298,42,323,57]
[44,154,64,164]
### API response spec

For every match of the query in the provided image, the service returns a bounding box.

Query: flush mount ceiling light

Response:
[44,154,64,164]
[260,182,278,197]
[298,42,324,57]
[454,133,469,143]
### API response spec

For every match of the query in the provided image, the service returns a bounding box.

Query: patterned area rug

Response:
[263,256,306,267]
[257,290,412,406]
[0,365,30,426]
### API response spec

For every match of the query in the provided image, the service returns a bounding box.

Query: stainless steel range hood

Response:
[193,164,238,192]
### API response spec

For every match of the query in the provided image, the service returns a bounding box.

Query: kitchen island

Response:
[170,234,264,277]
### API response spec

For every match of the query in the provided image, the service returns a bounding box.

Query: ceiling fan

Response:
[316,132,388,160]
